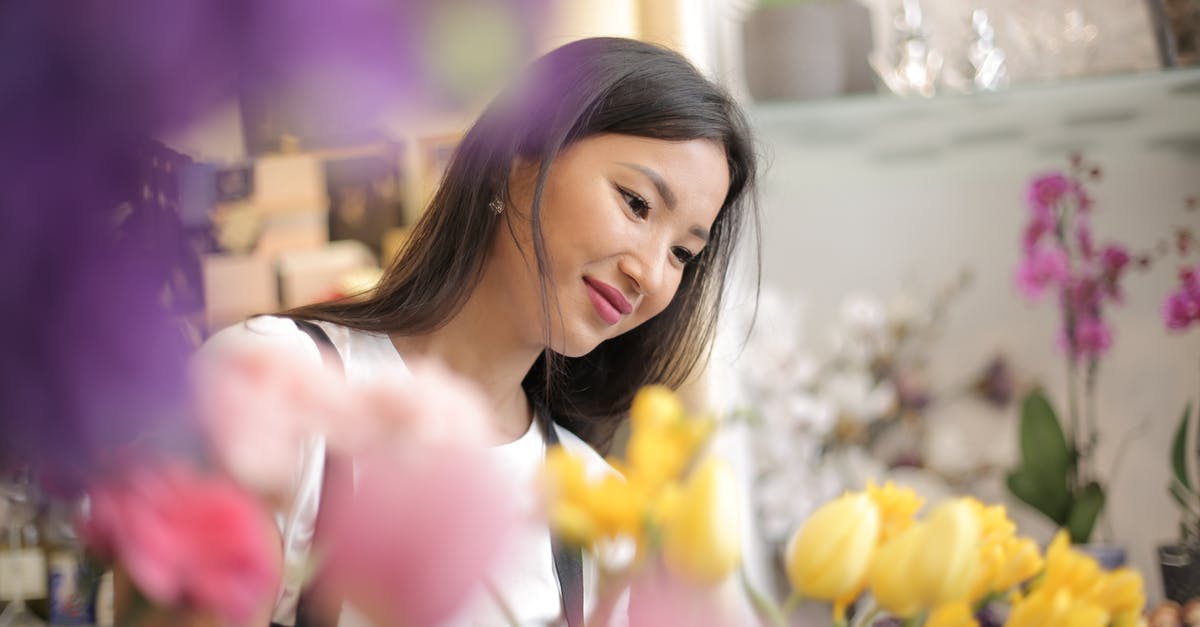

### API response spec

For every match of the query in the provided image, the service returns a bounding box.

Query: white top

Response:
[202,316,624,626]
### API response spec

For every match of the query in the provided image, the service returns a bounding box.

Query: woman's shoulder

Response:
[201,315,322,363]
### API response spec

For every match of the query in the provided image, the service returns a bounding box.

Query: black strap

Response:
[540,407,585,627]
[290,319,346,627]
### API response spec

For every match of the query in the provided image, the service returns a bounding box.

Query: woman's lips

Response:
[583,277,632,326]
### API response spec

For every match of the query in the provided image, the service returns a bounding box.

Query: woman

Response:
[208,36,758,626]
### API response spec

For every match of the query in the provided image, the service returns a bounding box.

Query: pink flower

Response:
[1027,172,1072,212]
[1022,206,1056,252]
[315,449,518,626]
[83,463,281,625]
[1060,315,1113,362]
[628,562,741,627]
[1015,247,1069,301]
[1063,275,1103,314]
[1101,245,1130,277]
[1163,266,1200,331]
[330,358,494,457]
[192,347,349,499]
[192,346,495,499]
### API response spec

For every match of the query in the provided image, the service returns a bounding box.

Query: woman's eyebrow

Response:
[617,162,677,210]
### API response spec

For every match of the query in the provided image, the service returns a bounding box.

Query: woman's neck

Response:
[389,283,542,445]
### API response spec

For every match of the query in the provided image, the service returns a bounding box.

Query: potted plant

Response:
[1164,402,1200,603]
[1005,154,1143,564]
[741,0,874,101]
[1159,231,1200,602]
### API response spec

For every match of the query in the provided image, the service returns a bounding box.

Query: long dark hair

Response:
[288,37,759,452]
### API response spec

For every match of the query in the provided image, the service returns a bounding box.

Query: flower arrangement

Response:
[739,277,1014,554]
[541,386,1136,627]
[1007,154,1146,545]
[78,344,520,626]
[784,483,1146,627]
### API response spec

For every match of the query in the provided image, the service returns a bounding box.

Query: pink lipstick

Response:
[584,277,632,326]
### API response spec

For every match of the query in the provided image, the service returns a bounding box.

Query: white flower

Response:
[831,292,891,365]
[818,371,896,425]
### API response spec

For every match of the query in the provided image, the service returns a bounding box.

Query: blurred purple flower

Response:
[1015,247,1069,301]
[973,355,1015,408]
[0,0,547,491]
[1060,315,1113,362]
[1163,266,1200,331]
[1026,172,1072,212]
[1022,204,1055,253]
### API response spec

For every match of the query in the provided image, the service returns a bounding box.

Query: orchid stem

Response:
[739,568,788,627]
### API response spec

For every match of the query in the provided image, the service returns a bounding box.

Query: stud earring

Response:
[488,198,504,215]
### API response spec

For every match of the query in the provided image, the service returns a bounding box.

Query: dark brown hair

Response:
[287,37,759,452]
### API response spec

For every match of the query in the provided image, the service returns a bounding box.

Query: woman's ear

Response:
[506,156,540,216]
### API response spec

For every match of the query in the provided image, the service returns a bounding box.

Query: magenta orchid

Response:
[1015,159,1134,364]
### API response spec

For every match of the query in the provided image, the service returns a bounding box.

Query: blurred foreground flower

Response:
[316,449,517,626]
[542,385,737,625]
[82,462,282,625]
[192,340,515,624]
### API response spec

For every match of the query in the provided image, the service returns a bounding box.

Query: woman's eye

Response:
[671,246,698,265]
[619,187,650,219]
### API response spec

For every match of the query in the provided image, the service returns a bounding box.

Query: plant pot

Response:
[742,4,846,101]
[1160,543,1200,603]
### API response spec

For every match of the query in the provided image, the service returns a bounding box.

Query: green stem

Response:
[739,568,789,627]
[851,600,883,627]
[782,591,802,615]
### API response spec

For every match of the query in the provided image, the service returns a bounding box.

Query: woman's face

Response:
[489,133,729,357]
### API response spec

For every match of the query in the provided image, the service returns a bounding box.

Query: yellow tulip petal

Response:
[787,492,880,602]
[926,601,979,627]
[867,523,925,618]
[661,458,742,584]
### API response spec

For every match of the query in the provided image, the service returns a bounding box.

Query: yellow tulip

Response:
[867,498,981,617]
[1006,588,1109,627]
[926,601,979,627]
[867,522,927,618]
[661,458,742,584]
[1040,531,1106,601]
[625,386,712,489]
[543,446,649,548]
[866,480,924,543]
[992,536,1043,593]
[630,384,684,430]
[1097,568,1145,618]
[914,499,982,606]
[787,493,880,604]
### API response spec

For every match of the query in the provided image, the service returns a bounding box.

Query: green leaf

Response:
[1065,482,1105,544]
[1173,403,1194,491]
[1171,477,1200,517]
[1007,467,1071,525]
[1018,389,1072,478]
